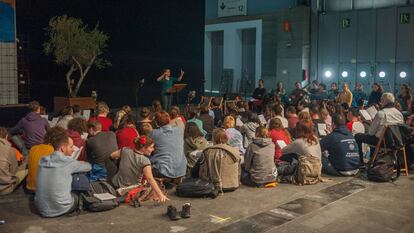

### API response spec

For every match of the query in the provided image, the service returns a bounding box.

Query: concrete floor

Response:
[0,175,413,233]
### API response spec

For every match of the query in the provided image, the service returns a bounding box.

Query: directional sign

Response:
[400,13,410,24]
[218,0,247,18]
[342,17,351,28]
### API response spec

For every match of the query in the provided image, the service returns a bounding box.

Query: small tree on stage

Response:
[43,15,110,97]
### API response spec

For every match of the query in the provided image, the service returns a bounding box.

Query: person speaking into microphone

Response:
[156,68,184,110]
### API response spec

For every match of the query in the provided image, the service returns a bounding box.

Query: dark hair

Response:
[152,100,162,112]
[140,107,151,119]
[213,128,228,144]
[28,101,40,112]
[372,83,383,93]
[246,111,260,124]
[200,104,209,114]
[134,135,154,150]
[169,106,180,119]
[332,114,346,126]
[0,127,8,139]
[61,106,73,116]
[184,122,203,139]
[118,114,136,130]
[319,83,326,90]
[287,106,297,114]
[67,118,87,134]
[272,104,283,115]
[88,120,102,131]
[187,106,199,119]
[154,111,170,127]
[309,106,320,115]
[45,126,70,150]
[296,121,318,145]
[72,105,81,114]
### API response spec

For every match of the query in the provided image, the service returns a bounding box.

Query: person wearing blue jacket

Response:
[320,114,361,176]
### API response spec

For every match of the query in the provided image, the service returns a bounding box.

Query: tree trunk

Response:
[66,64,75,97]
[72,55,96,97]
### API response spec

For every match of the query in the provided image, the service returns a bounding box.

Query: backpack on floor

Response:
[124,180,168,207]
[367,153,400,182]
[81,181,119,212]
[291,156,323,185]
[176,178,218,198]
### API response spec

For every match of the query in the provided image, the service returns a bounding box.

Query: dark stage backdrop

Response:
[16,0,205,110]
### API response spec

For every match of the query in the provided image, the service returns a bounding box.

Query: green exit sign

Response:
[400,13,410,24]
[342,18,351,28]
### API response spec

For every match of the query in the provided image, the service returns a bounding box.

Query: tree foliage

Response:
[44,15,110,97]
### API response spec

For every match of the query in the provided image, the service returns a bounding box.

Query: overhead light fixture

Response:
[379,71,386,78]
[341,71,348,78]
[324,70,332,78]
[360,71,367,78]
[400,71,407,79]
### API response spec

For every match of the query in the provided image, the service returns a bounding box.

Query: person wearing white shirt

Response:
[355,93,404,163]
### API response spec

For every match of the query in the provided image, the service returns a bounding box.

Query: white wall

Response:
[204,19,262,93]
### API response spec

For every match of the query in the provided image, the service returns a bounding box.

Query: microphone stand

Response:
[136,79,144,120]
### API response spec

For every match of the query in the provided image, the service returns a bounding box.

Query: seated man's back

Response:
[35,134,91,218]
[87,131,118,180]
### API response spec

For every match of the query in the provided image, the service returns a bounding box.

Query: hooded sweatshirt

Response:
[199,144,241,191]
[244,138,277,184]
[240,122,260,148]
[35,151,91,217]
[320,125,361,171]
[9,112,49,148]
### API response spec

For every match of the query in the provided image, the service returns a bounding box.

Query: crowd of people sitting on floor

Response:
[0,79,413,218]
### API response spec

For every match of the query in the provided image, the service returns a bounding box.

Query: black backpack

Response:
[367,154,400,182]
[81,181,119,212]
[176,178,218,198]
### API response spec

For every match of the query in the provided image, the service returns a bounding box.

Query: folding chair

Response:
[368,125,409,176]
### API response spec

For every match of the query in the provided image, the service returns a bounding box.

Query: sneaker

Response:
[167,205,180,221]
[180,203,191,218]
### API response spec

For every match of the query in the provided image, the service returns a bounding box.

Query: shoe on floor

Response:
[180,203,191,218]
[167,205,180,221]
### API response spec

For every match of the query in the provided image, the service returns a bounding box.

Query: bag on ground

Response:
[176,178,218,198]
[367,153,400,182]
[81,181,119,212]
[291,156,322,185]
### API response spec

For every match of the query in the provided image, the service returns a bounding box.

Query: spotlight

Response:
[324,70,332,78]
[360,71,367,78]
[400,71,407,79]
[379,71,386,78]
[341,71,348,78]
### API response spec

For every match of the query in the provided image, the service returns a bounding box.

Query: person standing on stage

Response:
[156,68,184,111]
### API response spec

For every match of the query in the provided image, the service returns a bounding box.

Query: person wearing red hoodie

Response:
[116,114,139,149]
[67,118,88,161]
[268,118,291,164]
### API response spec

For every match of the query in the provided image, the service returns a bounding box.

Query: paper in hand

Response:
[258,114,267,125]
[236,117,243,127]
[276,140,287,149]
[317,123,327,136]
[359,110,372,121]
[82,110,91,120]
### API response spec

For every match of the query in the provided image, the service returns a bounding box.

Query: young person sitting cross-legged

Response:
[35,127,91,217]
[111,135,169,203]
[0,127,28,195]
[9,101,49,156]
[196,128,241,193]
[86,121,118,181]
[320,114,361,176]
[242,126,277,187]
